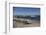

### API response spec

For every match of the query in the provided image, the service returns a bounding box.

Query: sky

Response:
[13,7,40,16]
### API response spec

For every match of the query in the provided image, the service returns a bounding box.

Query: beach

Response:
[13,17,40,28]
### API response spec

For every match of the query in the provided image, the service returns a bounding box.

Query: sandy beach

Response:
[13,18,40,28]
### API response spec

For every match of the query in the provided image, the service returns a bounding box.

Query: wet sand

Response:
[13,20,40,28]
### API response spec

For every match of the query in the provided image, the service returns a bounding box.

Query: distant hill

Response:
[13,15,40,20]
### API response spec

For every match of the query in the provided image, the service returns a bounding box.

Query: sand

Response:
[13,20,40,28]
